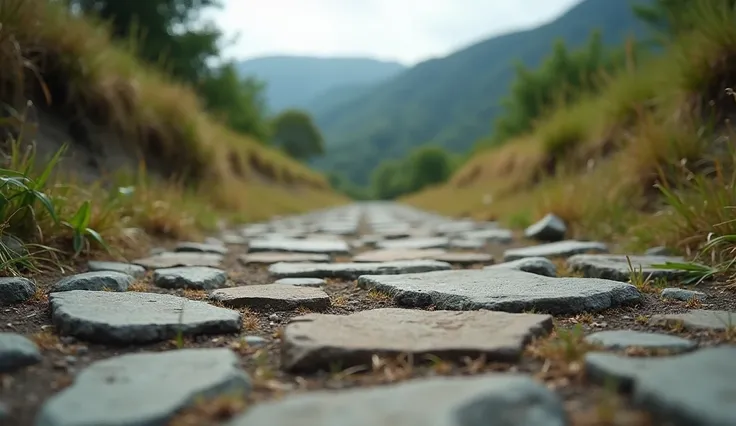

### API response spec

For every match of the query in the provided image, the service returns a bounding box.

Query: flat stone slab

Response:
[375,237,449,250]
[87,261,146,278]
[352,248,446,262]
[175,241,228,255]
[50,291,241,344]
[566,254,686,282]
[50,271,135,293]
[485,257,557,277]
[269,260,452,280]
[649,310,736,331]
[282,308,552,372]
[240,252,330,265]
[0,277,35,305]
[584,330,696,353]
[227,375,567,426]
[661,288,706,302]
[273,278,326,287]
[248,238,350,255]
[584,346,736,425]
[153,266,228,290]
[210,285,330,311]
[434,252,494,265]
[459,229,513,243]
[503,240,608,261]
[36,348,250,426]
[358,269,641,314]
[132,252,223,269]
[449,239,486,250]
[0,332,42,373]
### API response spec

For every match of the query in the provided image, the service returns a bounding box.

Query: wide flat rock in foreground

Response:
[358,269,641,314]
[50,291,241,344]
[282,308,552,372]
[37,349,250,426]
[269,260,452,279]
[227,375,568,426]
[585,346,736,426]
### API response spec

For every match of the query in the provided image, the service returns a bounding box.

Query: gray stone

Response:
[36,348,250,426]
[352,248,446,262]
[227,375,568,426]
[661,288,706,302]
[282,308,552,372]
[434,253,494,265]
[584,346,736,426]
[459,229,513,244]
[240,252,331,265]
[210,284,330,311]
[434,220,481,235]
[449,239,486,250]
[0,332,42,373]
[485,257,557,277]
[269,260,452,280]
[242,336,268,347]
[50,271,135,293]
[584,330,695,353]
[133,252,223,269]
[153,267,227,290]
[649,310,736,331]
[175,241,228,255]
[50,291,241,344]
[273,278,326,287]
[645,246,673,256]
[375,237,449,250]
[248,238,350,255]
[87,261,146,278]
[0,277,35,305]
[503,240,608,261]
[524,213,566,242]
[358,268,641,315]
[566,254,686,282]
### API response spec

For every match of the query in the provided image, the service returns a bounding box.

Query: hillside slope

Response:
[403,0,736,254]
[236,56,406,114]
[314,0,652,185]
[2,0,346,246]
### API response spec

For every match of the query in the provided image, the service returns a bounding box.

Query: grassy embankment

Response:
[405,2,736,276]
[0,0,346,274]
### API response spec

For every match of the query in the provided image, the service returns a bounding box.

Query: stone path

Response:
[1,202,735,426]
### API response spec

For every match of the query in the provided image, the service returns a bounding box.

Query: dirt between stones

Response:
[1,231,735,426]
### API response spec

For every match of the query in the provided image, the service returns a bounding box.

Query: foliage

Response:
[371,146,454,200]
[633,0,736,36]
[270,110,324,160]
[489,31,633,144]
[64,0,270,139]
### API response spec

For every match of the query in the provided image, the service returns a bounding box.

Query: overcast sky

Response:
[211,0,582,65]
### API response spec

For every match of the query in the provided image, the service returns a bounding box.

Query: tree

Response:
[407,145,453,191]
[270,110,325,160]
[199,63,270,140]
[66,0,224,84]
[370,159,409,200]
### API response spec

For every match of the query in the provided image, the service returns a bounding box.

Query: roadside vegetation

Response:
[404,0,736,284]
[0,0,345,275]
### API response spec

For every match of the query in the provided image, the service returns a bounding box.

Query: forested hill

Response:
[313,0,653,186]
[236,56,406,114]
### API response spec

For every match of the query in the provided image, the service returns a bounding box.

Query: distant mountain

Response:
[235,56,406,114]
[312,0,654,185]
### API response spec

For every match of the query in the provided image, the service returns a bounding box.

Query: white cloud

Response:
[211,0,582,65]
